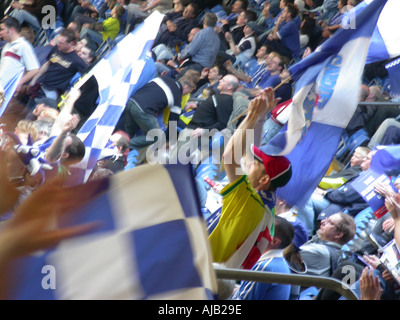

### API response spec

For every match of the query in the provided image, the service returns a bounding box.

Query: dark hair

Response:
[286,3,299,20]
[274,216,295,249]
[243,9,257,22]
[235,0,248,11]
[59,28,77,43]
[0,17,21,33]
[335,212,356,245]
[114,5,126,19]
[65,134,85,163]
[300,16,316,36]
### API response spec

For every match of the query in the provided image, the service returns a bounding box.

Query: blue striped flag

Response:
[0,66,24,118]
[262,0,389,208]
[8,164,218,299]
[68,12,162,185]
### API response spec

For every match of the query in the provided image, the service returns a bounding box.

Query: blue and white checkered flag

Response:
[9,164,218,300]
[68,12,162,184]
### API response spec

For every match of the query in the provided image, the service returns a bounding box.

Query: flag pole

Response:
[229,75,292,125]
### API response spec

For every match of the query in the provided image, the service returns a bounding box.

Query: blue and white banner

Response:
[9,164,218,300]
[68,12,162,185]
[262,0,388,208]
[365,0,400,64]
[385,58,400,100]
[0,67,24,119]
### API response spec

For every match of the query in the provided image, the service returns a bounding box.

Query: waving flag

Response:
[67,12,162,185]
[262,0,388,208]
[9,164,218,300]
[365,0,400,64]
[385,58,400,100]
[0,67,24,118]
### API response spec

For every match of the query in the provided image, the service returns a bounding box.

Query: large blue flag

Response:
[8,164,218,299]
[262,0,388,208]
[68,12,162,185]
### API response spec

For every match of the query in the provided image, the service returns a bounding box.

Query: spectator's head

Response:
[280,0,295,9]
[236,9,257,26]
[350,146,370,168]
[187,27,201,42]
[360,150,376,172]
[182,3,198,20]
[255,44,271,61]
[282,3,298,21]
[67,21,82,40]
[33,119,54,141]
[231,0,248,14]
[208,64,227,83]
[268,216,295,250]
[57,29,77,53]
[317,212,356,245]
[366,85,382,102]
[216,74,239,95]
[78,41,96,65]
[0,17,21,42]
[61,134,85,167]
[248,144,292,191]
[203,12,218,28]
[267,52,284,75]
[244,21,258,37]
[178,77,196,95]
[112,5,126,19]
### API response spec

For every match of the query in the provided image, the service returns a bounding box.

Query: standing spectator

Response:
[0,17,40,96]
[208,89,292,269]
[123,76,195,156]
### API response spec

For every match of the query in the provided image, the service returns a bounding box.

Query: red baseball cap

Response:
[250,144,292,188]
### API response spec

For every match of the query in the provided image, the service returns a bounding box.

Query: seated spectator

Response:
[154,3,198,50]
[27,29,88,103]
[299,212,356,277]
[9,0,58,31]
[219,9,257,53]
[174,12,220,74]
[317,146,371,190]
[68,0,106,24]
[225,21,258,70]
[152,27,201,76]
[190,63,227,98]
[80,5,125,46]
[170,74,238,163]
[263,3,300,60]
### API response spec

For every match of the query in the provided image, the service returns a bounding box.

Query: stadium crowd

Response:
[0,0,400,300]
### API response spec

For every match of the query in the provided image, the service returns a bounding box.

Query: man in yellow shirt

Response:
[209,89,292,269]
